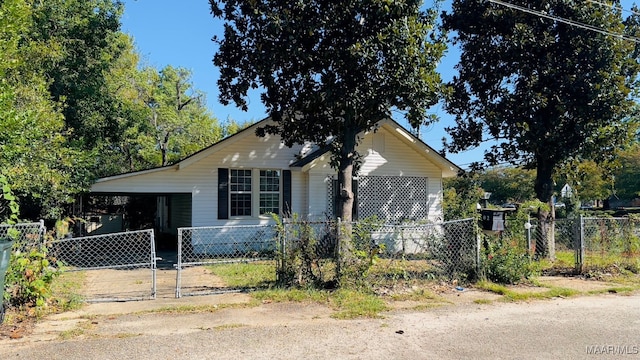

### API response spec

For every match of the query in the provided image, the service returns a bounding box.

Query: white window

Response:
[230,169,252,216]
[229,169,281,217]
[259,170,280,215]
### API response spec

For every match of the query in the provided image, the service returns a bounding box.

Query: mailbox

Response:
[480,209,506,232]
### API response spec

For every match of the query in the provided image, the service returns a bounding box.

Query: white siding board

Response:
[92,120,450,226]
[305,126,446,221]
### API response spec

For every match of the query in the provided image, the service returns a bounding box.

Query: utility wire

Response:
[587,0,640,17]
[488,0,640,44]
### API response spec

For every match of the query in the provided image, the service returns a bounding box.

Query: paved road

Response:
[1,293,639,360]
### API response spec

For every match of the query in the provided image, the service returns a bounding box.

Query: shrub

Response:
[5,244,61,308]
[481,234,534,284]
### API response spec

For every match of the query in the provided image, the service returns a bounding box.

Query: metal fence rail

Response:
[48,229,156,302]
[177,225,278,297]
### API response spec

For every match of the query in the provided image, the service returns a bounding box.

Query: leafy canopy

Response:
[211,0,446,221]
[443,0,640,202]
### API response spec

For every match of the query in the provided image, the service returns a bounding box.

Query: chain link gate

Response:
[176,225,277,297]
[49,229,157,302]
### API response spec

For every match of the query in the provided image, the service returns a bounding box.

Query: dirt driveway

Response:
[0,276,638,359]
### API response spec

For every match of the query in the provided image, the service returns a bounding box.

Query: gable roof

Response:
[93,117,460,184]
[290,118,461,177]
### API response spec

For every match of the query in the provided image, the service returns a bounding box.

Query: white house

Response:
[88,118,460,248]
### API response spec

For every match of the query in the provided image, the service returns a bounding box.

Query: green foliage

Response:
[272,214,337,288]
[443,0,640,203]
[555,159,612,202]
[481,235,534,284]
[480,167,536,204]
[0,175,19,224]
[5,244,61,308]
[340,216,385,288]
[137,66,223,167]
[212,0,446,222]
[442,175,483,221]
[613,143,640,200]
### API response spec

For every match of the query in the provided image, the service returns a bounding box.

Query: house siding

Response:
[91,120,453,228]
[307,128,445,222]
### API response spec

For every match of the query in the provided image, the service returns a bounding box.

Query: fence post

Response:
[336,217,341,280]
[279,219,287,284]
[150,229,157,300]
[576,215,584,274]
[176,228,182,298]
[525,215,532,258]
[476,220,482,278]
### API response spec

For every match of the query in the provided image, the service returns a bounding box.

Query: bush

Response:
[482,234,534,284]
[5,244,61,308]
[273,214,337,288]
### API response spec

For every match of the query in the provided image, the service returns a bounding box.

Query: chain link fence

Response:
[175,219,478,296]
[578,217,640,274]
[48,229,157,302]
[509,215,640,275]
[176,225,278,297]
[356,219,478,284]
[0,221,46,251]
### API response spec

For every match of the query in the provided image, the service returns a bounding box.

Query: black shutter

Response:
[283,170,292,217]
[352,179,358,221]
[332,179,338,219]
[218,168,229,219]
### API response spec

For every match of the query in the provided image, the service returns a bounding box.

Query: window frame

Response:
[229,169,253,217]
[227,168,282,219]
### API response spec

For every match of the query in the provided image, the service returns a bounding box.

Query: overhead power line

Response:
[587,0,640,17]
[488,0,640,44]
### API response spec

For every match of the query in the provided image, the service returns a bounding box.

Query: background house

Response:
[86,118,460,250]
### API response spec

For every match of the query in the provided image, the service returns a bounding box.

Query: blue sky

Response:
[119,0,636,169]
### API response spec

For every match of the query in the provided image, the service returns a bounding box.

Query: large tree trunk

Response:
[535,159,556,260]
[336,124,358,281]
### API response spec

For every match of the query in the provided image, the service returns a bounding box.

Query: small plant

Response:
[5,241,63,309]
[339,216,385,288]
[481,234,534,284]
[272,214,334,288]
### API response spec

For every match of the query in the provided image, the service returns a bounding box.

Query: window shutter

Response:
[218,168,229,219]
[352,179,358,221]
[332,179,338,219]
[283,170,292,217]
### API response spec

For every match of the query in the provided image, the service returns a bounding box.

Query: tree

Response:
[443,174,483,221]
[211,0,446,223]
[30,0,125,150]
[480,167,536,205]
[0,0,94,219]
[139,66,223,167]
[443,0,640,257]
[613,143,640,200]
[555,159,611,203]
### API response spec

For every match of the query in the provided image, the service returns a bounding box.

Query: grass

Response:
[48,270,86,312]
[475,280,580,301]
[208,262,276,288]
